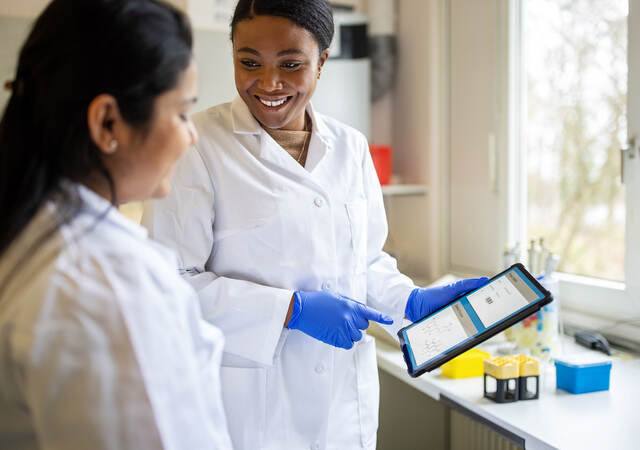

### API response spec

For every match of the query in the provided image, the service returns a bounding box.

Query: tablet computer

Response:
[398,263,552,378]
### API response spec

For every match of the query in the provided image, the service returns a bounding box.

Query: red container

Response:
[369,145,392,185]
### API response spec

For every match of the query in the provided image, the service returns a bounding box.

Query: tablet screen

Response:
[402,267,546,370]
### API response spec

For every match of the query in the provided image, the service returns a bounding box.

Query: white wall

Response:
[0,0,48,18]
[381,0,448,282]
[382,0,511,280]
[334,0,365,12]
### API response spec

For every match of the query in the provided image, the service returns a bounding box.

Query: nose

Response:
[258,66,283,92]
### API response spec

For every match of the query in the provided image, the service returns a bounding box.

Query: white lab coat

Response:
[142,97,416,450]
[0,183,232,450]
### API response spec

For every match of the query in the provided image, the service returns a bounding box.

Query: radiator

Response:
[450,409,523,450]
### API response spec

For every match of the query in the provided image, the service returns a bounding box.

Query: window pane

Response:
[525,0,627,281]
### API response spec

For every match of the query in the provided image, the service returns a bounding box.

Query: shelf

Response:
[381,184,428,197]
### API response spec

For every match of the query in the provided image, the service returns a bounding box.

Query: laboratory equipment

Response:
[441,348,491,378]
[527,238,541,275]
[574,330,611,355]
[504,275,561,360]
[483,355,540,403]
[369,144,392,185]
[502,242,522,268]
[312,8,370,138]
[543,253,560,278]
[554,354,612,394]
[483,356,520,403]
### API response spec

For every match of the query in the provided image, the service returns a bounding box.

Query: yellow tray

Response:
[511,354,540,377]
[484,354,540,379]
[441,349,491,378]
[484,356,519,379]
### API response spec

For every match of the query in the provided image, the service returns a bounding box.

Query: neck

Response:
[80,174,118,206]
[271,111,309,132]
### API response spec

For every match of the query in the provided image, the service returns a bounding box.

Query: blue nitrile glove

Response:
[287,290,394,349]
[405,277,489,322]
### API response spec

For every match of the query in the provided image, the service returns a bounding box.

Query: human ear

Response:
[87,94,123,155]
[318,49,330,71]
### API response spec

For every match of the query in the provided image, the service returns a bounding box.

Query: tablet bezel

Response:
[397,263,553,378]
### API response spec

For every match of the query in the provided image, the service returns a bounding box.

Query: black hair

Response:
[0,0,193,258]
[230,0,334,54]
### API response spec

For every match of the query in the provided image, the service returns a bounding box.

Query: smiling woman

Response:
[232,15,328,131]
[142,1,486,449]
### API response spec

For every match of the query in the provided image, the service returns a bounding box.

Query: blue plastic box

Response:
[554,355,612,394]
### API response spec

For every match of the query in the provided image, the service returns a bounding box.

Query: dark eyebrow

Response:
[182,96,198,105]
[237,47,260,56]
[236,47,304,57]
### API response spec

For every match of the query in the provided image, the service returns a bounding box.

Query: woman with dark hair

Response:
[0,0,231,448]
[143,0,486,448]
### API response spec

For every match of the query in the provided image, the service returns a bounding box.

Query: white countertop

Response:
[375,336,639,450]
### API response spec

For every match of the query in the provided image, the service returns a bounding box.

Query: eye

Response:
[240,59,260,69]
[281,61,302,70]
[179,113,189,122]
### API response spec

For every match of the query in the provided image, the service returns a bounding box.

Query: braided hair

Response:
[230,0,334,54]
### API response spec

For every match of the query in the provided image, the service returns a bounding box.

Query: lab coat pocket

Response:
[355,335,380,449]
[220,366,266,449]
[346,198,368,274]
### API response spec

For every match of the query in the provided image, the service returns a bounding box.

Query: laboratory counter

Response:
[373,334,639,450]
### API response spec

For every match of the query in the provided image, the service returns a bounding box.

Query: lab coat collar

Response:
[305,102,331,144]
[230,96,332,177]
[70,182,149,239]
[230,96,262,135]
[230,95,332,144]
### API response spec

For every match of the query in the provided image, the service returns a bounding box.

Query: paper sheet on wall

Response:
[187,0,235,31]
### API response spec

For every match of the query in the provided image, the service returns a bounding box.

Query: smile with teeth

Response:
[257,96,292,107]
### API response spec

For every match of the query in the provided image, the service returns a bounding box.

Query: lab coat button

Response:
[314,197,323,208]
[321,281,331,290]
[315,363,325,374]
[310,442,320,450]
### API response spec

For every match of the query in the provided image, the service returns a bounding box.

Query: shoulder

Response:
[192,102,233,135]
[315,111,367,142]
[314,111,369,159]
[1,200,192,351]
[190,102,245,162]
[57,213,192,318]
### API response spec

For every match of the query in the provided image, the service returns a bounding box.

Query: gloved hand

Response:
[405,277,489,322]
[287,290,394,349]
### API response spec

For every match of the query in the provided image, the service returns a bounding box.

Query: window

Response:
[517,0,640,344]
[447,0,640,346]
[524,0,627,282]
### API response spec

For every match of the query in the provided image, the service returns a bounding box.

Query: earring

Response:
[317,70,322,80]
[108,139,118,151]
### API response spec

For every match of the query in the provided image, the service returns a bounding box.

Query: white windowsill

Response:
[381,184,428,197]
